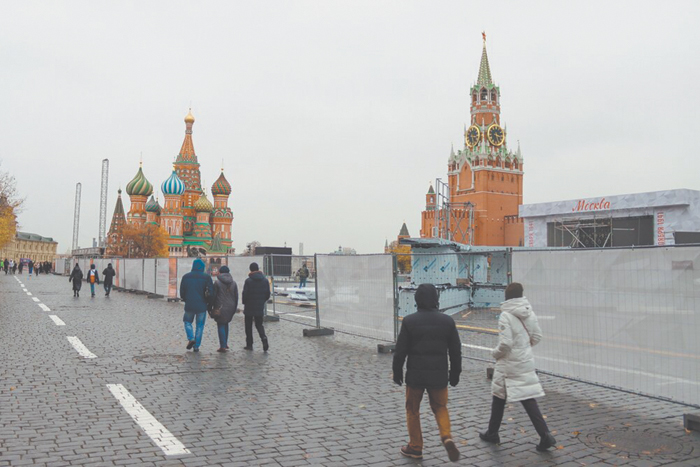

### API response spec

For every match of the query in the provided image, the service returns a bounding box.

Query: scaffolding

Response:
[72,182,82,251]
[98,159,109,247]
[435,178,474,245]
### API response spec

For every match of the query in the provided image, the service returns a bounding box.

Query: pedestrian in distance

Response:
[209,265,238,352]
[11,260,17,274]
[102,263,116,296]
[242,262,270,352]
[179,258,214,352]
[392,283,462,462]
[297,262,309,288]
[28,260,34,278]
[1,258,5,274]
[69,263,83,297]
[87,264,100,297]
[479,282,557,452]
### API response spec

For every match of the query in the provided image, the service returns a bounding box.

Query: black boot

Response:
[479,431,500,444]
[536,432,556,452]
[262,338,269,352]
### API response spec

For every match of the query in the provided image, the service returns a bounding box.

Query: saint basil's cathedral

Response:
[107,110,234,256]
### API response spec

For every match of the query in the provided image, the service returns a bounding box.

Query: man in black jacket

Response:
[242,262,271,351]
[393,283,462,462]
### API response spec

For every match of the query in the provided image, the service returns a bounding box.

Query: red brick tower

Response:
[174,109,202,237]
[421,34,524,246]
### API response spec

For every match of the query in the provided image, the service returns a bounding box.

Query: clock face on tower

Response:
[487,124,505,147]
[465,125,481,148]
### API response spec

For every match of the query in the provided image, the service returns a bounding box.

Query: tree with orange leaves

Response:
[0,166,23,249]
[106,223,169,258]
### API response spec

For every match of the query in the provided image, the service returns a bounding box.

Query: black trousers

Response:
[244,315,267,347]
[487,396,549,437]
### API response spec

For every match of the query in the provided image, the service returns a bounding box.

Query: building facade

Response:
[421,35,524,247]
[0,232,58,263]
[520,189,700,248]
[108,110,234,256]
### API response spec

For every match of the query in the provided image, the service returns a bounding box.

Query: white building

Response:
[519,189,700,248]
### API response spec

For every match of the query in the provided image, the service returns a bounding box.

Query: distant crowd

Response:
[1,258,52,276]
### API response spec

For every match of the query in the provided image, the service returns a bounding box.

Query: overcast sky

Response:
[2,1,699,255]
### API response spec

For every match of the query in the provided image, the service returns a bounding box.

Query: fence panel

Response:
[142,259,156,293]
[226,256,265,298]
[123,259,144,291]
[156,258,170,296]
[316,254,395,341]
[512,246,700,406]
[267,255,316,323]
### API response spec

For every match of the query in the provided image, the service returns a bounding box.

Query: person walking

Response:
[2,258,6,274]
[86,264,100,297]
[69,263,83,297]
[179,258,214,352]
[10,259,16,274]
[392,283,462,462]
[210,266,238,352]
[102,263,116,296]
[242,262,270,351]
[28,260,34,277]
[479,282,557,452]
[297,262,309,288]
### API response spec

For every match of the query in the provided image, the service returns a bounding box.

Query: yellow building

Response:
[0,232,58,263]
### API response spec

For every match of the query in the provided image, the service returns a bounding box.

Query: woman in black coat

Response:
[69,264,83,297]
[210,266,239,352]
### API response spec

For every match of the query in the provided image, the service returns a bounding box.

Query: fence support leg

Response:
[377,343,395,353]
[303,328,334,337]
[684,413,700,432]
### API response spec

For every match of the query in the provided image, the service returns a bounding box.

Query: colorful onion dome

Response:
[211,171,231,196]
[161,170,186,196]
[125,166,153,197]
[194,193,213,212]
[145,195,161,213]
[184,108,195,124]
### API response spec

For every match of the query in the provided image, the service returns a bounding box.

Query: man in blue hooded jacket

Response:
[179,258,214,352]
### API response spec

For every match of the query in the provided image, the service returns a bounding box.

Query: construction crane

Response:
[72,182,81,251]
[98,159,109,247]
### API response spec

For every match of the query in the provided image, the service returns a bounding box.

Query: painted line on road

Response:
[49,315,65,326]
[66,336,97,359]
[463,343,492,351]
[25,291,30,295]
[456,324,499,334]
[32,297,40,302]
[38,303,51,312]
[106,384,191,456]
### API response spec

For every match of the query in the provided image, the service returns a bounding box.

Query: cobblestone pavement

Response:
[1,273,699,466]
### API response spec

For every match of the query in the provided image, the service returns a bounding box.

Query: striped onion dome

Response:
[145,195,161,213]
[211,171,231,196]
[161,170,185,196]
[125,166,153,196]
[194,193,213,213]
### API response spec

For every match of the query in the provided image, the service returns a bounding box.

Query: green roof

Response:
[477,43,493,87]
[399,222,410,237]
[17,232,55,242]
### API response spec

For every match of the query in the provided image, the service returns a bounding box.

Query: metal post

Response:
[393,253,399,342]
[270,255,276,316]
[314,253,320,329]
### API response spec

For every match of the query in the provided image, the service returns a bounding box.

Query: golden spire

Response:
[184,108,195,124]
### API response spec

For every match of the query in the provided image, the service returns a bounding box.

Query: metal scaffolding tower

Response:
[434,178,474,245]
[72,182,81,251]
[98,159,109,246]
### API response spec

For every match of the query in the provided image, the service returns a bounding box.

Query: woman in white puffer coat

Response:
[479,282,557,452]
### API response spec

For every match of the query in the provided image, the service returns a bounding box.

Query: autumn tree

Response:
[106,223,169,258]
[388,241,412,274]
[0,166,23,249]
[242,240,260,256]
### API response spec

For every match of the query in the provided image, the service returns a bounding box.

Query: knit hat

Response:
[219,266,230,274]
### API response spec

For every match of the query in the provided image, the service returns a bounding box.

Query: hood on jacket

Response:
[217,272,234,285]
[191,258,205,272]
[415,283,439,310]
[248,270,266,281]
[501,297,533,319]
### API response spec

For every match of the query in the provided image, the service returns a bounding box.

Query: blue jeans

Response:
[183,311,207,349]
[217,323,229,349]
[90,283,95,296]
[299,278,307,288]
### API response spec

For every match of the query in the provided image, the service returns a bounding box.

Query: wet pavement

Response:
[1,273,699,466]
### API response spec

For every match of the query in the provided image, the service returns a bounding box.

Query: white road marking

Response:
[106,384,191,456]
[463,343,492,351]
[32,297,40,302]
[49,315,65,326]
[284,313,315,320]
[66,336,97,359]
[464,344,700,386]
[38,304,51,312]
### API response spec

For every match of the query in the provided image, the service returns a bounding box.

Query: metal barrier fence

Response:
[266,255,317,325]
[512,246,700,407]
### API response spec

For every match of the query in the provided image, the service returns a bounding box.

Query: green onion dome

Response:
[211,171,231,196]
[125,166,154,197]
[194,193,213,213]
[161,170,186,196]
[145,195,161,214]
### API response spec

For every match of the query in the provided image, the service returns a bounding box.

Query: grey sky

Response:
[2,1,699,254]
